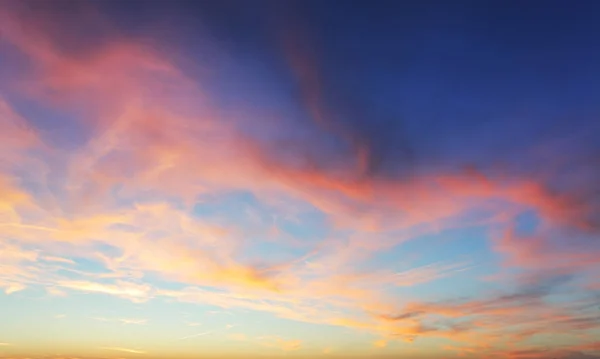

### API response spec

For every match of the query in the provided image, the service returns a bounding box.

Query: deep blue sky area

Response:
[96,0,600,179]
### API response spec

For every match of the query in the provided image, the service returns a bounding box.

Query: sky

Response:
[1,0,600,358]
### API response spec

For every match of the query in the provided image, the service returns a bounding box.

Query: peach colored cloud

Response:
[255,336,302,352]
[226,332,302,352]
[373,339,387,348]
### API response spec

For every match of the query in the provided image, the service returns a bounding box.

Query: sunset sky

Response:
[1,1,600,358]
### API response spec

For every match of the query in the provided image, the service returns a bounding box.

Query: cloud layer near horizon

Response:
[1,1,599,359]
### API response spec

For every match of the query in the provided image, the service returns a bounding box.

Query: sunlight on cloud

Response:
[99,347,146,355]
[58,281,152,303]
[176,331,214,341]
[90,317,147,325]
[373,339,387,348]
[233,335,303,352]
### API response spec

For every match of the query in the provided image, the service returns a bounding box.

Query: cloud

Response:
[206,310,233,316]
[255,336,302,352]
[228,333,248,342]
[176,331,214,341]
[0,99,41,161]
[58,280,152,303]
[42,256,76,265]
[46,287,67,297]
[373,339,387,348]
[91,317,147,325]
[99,347,146,354]
[493,225,600,276]
[4,283,26,295]
[372,273,600,349]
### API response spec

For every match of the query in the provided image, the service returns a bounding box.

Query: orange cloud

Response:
[373,339,387,348]
[256,336,302,352]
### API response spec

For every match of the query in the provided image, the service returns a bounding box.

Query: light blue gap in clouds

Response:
[381,224,501,302]
[192,190,329,261]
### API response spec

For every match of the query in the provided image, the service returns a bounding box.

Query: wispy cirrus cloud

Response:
[42,256,76,265]
[90,317,147,325]
[235,335,303,352]
[99,347,146,354]
[176,331,214,341]
[57,280,152,303]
